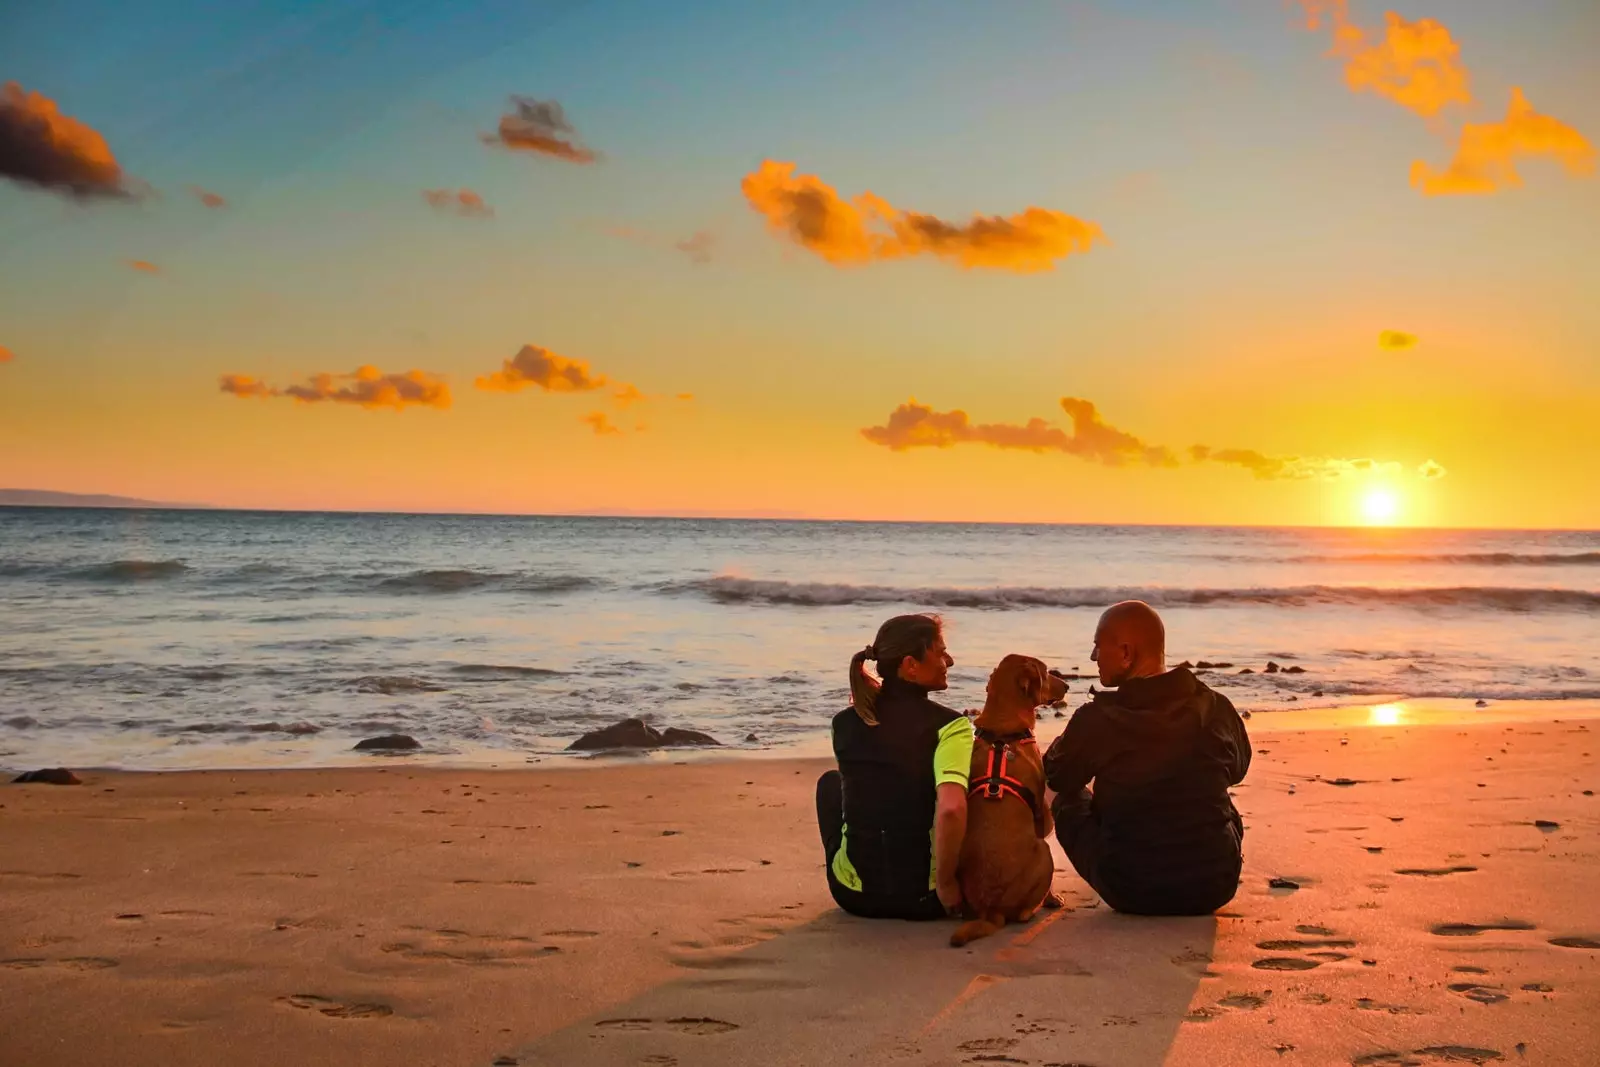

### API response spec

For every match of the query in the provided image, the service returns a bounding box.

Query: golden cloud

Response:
[219,374,273,399]
[581,411,622,436]
[1378,329,1418,350]
[127,259,160,274]
[423,187,493,218]
[1330,10,1470,118]
[1190,445,1400,481]
[475,344,608,393]
[862,398,1176,467]
[865,392,1437,482]
[1411,87,1596,196]
[741,160,1101,273]
[188,185,226,208]
[0,81,132,199]
[0,345,13,363]
[219,366,450,411]
[482,96,598,164]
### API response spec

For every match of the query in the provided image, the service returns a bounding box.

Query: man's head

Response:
[1090,600,1166,686]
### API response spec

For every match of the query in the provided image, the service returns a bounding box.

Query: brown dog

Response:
[950,654,1069,947]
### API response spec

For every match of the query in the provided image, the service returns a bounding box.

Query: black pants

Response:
[1052,788,1243,916]
[815,770,947,921]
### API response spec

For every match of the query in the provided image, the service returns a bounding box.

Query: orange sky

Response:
[1,1,1597,528]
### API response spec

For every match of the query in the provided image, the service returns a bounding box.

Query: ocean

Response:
[1,507,1597,770]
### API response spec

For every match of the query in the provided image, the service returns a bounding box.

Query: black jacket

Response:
[1043,668,1250,898]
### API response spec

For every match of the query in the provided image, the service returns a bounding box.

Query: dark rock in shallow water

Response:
[353,734,420,751]
[1284,665,1306,674]
[13,768,81,785]
[744,732,760,743]
[1174,660,1194,669]
[1238,668,1255,675]
[1265,661,1281,674]
[568,717,721,751]
[1195,661,1233,670]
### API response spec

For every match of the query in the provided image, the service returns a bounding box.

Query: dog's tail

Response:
[950,912,1004,947]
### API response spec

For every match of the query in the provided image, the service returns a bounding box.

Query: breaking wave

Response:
[372,569,597,594]
[1284,551,1600,566]
[665,576,1600,613]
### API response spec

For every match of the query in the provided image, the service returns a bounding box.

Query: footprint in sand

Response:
[593,1017,739,1035]
[1253,957,1321,971]
[958,1037,1020,1053]
[1447,983,1509,1004]
[1352,1046,1503,1065]
[1,956,117,971]
[1548,936,1600,950]
[278,994,392,1019]
[1257,939,1356,951]
[1430,921,1535,937]
[1394,866,1477,877]
[1356,998,1425,1015]
[381,929,559,966]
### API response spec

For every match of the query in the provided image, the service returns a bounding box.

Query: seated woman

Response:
[815,613,975,920]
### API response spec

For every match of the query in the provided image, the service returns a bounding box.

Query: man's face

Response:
[1090,622,1132,687]
[900,634,953,691]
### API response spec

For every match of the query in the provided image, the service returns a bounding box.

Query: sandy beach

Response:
[4,708,1599,1067]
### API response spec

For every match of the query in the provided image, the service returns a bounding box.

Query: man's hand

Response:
[936,878,963,914]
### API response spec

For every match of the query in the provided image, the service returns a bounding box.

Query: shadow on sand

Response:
[499,895,1217,1067]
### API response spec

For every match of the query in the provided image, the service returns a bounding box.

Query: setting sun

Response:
[1360,487,1401,526]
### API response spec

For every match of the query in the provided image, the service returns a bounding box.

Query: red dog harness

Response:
[968,727,1040,816]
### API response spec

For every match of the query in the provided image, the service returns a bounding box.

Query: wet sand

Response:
[3,709,1598,1066]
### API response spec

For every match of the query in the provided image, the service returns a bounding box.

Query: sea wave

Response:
[372,568,597,594]
[449,664,569,678]
[665,576,1600,613]
[1282,551,1600,566]
[74,559,191,581]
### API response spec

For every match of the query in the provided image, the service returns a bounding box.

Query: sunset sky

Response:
[1,0,1596,528]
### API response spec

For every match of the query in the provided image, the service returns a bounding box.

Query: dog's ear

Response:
[1016,657,1049,706]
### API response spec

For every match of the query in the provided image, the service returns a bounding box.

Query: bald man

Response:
[1041,601,1250,915]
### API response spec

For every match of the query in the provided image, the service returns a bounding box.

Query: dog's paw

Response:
[1041,891,1065,910]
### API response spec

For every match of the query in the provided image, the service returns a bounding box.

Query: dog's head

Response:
[986,654,1069,724]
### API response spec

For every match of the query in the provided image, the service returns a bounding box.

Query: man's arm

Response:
[933,782,967,910]
[1215,694,1251,784]
[1042,706,1101,799]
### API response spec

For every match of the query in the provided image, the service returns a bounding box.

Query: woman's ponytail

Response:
[848,645,882,726]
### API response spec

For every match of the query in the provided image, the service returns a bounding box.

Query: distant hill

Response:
[0,489,210,510]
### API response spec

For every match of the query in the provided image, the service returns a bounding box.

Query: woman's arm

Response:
[933,782,966,910]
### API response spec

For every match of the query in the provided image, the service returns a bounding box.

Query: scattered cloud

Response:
[219,366,450,411]
[613,383,646,407]
[861,398,1176,467]
[1299,3,1471,118]
[674,230,716,265]
[219,374,273,399]
[0,345,13,363]
[0,81,133,199]
[741,160,1102,273]
[422,187,494,218]
[1411,87,1596,196]
[126,259,160,274]
[581,411,622,436]
[864,393,1434,482]
[188,185,226,208]
[605,224,717,265]
[475,344,608,393]
[1378,329,1418,350]
[482,96,598,164]
[1190,445,1400,481]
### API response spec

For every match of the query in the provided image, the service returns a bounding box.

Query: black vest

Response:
[831,678,963,897]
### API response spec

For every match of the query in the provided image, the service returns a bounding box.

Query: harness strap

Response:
[967,729,1040,815]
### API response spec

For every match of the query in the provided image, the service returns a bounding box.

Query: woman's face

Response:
[897,632,953,691]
